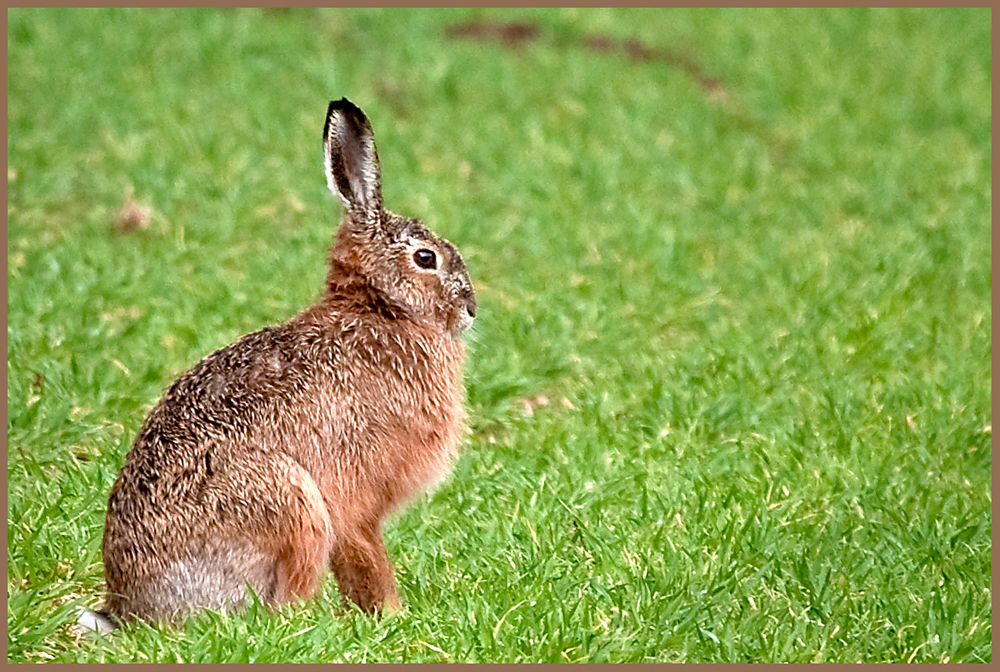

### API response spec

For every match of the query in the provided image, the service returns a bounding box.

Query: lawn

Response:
[6,7,991,663]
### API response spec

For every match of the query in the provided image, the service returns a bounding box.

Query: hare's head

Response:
[323,99,476,337]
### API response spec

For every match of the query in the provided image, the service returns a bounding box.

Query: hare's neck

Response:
[324,260,364,295]
[319,278,404,323]
[326,227,361,288]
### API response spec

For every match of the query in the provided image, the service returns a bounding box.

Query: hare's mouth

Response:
[456,303,475,334]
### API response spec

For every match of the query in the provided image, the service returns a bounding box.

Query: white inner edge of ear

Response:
[323,146,345,207]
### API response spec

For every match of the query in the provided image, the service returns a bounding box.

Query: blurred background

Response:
[7,8,991,663]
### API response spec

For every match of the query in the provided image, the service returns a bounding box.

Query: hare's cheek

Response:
[414,274,444,309]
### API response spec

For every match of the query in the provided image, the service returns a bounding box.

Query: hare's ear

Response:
[324,98,382,216]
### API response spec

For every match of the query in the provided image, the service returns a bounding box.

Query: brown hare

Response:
[85,98,476,630]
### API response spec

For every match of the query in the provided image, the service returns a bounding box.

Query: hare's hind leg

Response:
[156,452,333,616]
[329,519,401,614]
[266,459,334,604]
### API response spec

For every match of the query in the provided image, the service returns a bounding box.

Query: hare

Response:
[90,98,476,628]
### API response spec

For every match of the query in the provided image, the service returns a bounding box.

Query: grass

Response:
[7,7,991,663]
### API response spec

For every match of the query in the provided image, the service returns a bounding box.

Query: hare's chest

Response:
[271,369,463,520]
[277,348,464,457]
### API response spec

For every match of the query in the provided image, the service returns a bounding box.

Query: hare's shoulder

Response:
[164,325,313,405]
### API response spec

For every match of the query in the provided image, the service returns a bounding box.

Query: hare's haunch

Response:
[96,99,475,626]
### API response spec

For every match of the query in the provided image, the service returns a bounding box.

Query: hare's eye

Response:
[413,248,437,270]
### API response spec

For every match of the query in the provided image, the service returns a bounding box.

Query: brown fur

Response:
[99,99,475,624]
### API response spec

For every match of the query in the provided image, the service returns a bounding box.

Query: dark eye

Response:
[413,248,437,269]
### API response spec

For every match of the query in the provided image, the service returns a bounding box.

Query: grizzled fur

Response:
[97,98,476,625]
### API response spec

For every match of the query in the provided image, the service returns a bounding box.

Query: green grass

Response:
[7,7,991,663]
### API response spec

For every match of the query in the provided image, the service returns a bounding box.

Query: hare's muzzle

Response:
[457,292,476,332]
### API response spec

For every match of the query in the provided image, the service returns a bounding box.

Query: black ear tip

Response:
[324,98,369,141]
[327,98,364,119]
